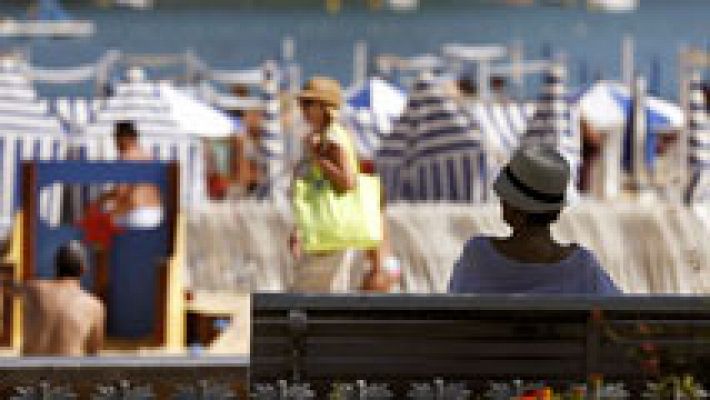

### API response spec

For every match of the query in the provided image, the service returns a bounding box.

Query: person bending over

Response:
[449,145,620,295]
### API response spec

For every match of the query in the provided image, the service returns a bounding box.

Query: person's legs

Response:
[291,251,353,293]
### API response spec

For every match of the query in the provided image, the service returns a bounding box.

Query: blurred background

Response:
[1,0,708,98]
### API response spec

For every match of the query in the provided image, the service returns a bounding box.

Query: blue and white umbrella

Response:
[343,77,407,159]
[686,72,710,203]
[524,63,581,182]
[376,74,486,202]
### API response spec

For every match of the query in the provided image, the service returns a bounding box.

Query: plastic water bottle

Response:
[383,257,402,293]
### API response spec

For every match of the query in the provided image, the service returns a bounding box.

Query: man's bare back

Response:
[115,147,162,212]
[21,280,104,356]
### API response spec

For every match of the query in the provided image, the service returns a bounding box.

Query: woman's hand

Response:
[288,229,302,260]
[305,134,322,158]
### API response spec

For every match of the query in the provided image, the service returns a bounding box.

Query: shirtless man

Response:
[100,121,163,229]
[1,241,105,355]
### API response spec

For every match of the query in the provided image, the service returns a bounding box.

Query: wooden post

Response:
[166,161,180,256]
[0,263,13,347]
[21,162,36,280]
[153,259,168,346]
[94,248,110,307]
[153,161,180,347]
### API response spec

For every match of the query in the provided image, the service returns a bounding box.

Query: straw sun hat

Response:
[298,76,343,109]
[493,145,571,213]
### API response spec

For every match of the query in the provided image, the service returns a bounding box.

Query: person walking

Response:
[289,76,361,293]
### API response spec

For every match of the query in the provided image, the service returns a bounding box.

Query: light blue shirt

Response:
[448,236,621,295]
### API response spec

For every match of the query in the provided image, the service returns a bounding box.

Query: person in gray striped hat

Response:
[448,144,620,295]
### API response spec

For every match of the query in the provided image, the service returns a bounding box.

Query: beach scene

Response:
[0,0,709,398]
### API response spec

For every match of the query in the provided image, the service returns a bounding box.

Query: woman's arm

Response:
[315,141,356,194]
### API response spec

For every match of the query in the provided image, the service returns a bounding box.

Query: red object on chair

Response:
[77,206,123,250]
[207,173,230,200]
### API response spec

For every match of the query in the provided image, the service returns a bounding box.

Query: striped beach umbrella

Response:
[0,62,65,136]
[377,74,486,202]
[258,60,286,200]
[523,62,581,183]
[470,100,535,170]
[376,104,412,202]
[0,59,67,230]
[84,71,189,138]
[686,71,710,203]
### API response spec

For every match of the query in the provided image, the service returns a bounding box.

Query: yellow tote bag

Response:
[293,174,383,252]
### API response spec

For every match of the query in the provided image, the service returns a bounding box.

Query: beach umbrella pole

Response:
[621,35,635,87]
[353,41,368,86]
[510,40,525,100]
[631,74,649,191]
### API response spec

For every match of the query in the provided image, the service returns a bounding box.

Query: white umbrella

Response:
[159,84,239,138]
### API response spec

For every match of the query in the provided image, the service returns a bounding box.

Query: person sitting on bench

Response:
[1,241,105,355]
[98,121,163,229]
[448,145,621,295]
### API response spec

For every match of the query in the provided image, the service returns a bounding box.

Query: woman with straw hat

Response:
[448,145,621,294]
[289,76,361,293]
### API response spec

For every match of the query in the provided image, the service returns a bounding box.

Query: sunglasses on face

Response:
[299,99,318,108]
